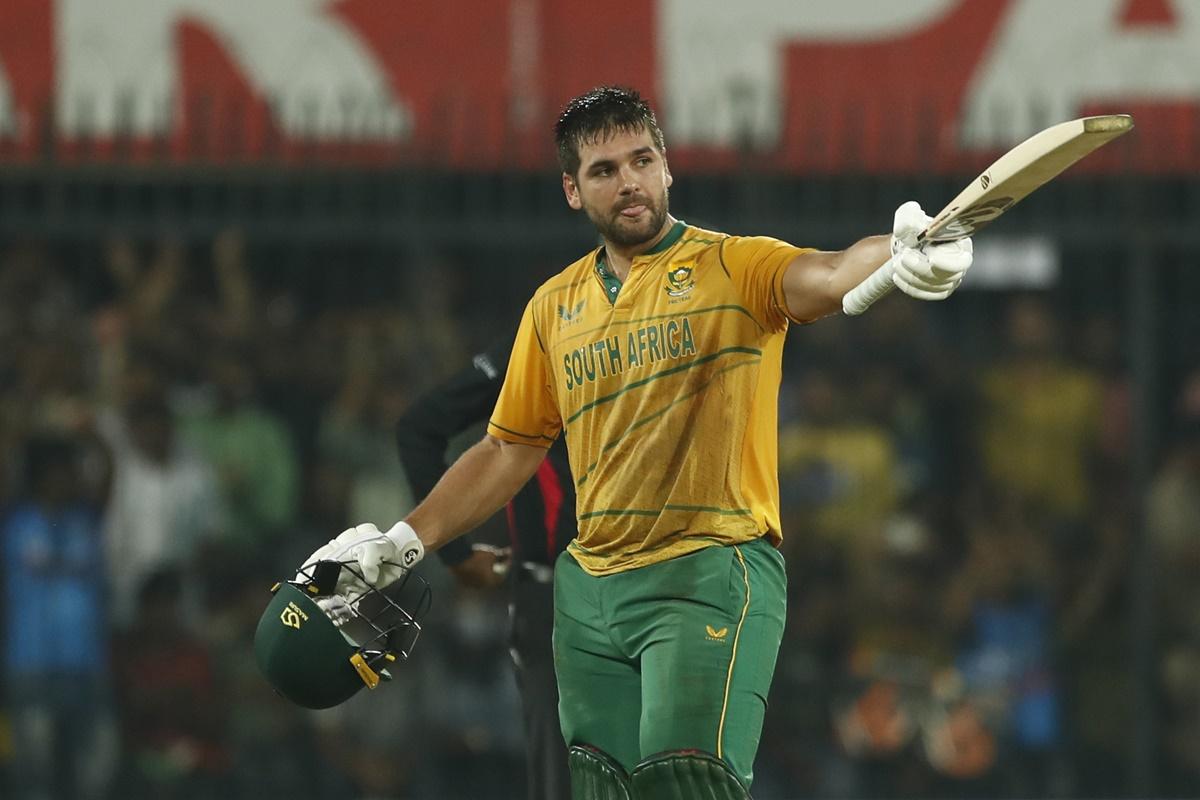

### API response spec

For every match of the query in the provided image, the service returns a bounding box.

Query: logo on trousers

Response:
[705,624,728,642]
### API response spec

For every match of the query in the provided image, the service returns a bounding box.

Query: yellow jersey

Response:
[488,221,810,575]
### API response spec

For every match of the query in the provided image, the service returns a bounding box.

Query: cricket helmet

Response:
[254,559,431,709]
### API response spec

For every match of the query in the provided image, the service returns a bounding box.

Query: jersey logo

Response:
[705,624,728,641]
[557,299,586,325]
[665,265,695,298]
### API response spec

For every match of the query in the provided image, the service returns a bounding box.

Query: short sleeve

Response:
[718,236,813,331]
[487,301,562,448]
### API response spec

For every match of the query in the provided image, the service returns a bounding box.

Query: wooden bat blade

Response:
[924,114,1134,242]
[842,113,1134,316]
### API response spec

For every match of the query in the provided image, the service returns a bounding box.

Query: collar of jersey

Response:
[595,220,687,290]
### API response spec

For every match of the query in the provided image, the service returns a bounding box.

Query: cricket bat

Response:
[842,114,1134,315]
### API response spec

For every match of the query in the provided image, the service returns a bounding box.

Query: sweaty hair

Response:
[554,86,665,178]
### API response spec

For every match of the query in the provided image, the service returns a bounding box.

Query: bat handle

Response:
[842,256,896,315]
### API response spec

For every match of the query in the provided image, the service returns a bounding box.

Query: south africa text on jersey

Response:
[563,317,697,391]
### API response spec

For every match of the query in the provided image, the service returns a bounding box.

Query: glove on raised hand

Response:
[889,200,974,301]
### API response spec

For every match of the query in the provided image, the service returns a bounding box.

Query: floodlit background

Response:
[1,1,1198,798]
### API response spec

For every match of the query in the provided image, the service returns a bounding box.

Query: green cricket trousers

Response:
[553,536,787,789]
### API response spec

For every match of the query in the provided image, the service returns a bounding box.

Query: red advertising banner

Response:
[0,0,1195,172]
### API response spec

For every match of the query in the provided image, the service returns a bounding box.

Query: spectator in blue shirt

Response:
[2,434,117,800]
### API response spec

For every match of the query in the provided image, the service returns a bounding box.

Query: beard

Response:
[586,190,670,248]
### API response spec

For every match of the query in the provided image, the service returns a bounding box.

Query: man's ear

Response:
[563,173,583,210]
[664,158,673,189]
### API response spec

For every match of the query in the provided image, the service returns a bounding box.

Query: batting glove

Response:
[299,521,425,599]
[889,201,974,301]
[315,594,357,627]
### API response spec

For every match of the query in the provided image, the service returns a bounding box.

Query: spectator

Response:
[778,367,900,574]
[1,434,117,800]
[832,514,956,799]
[179,344,299,559]
[420,590,526,798]
[942,494,1063,798]
[100,391,227,627]
[757,529,850,798]
[203,559,338,799]
[0,243,93,488]
[307,616,432,799]
[111,569,231,799]
[102,237,201,381]
[317,368,414,528]
[1147,370,1200,794]
[974,297,1103,523]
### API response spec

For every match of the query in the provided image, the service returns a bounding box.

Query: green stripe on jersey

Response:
[578,504,754,520]
[576,357,761,486]
[569,532,729,556]
[564,346,762,426]
[557,304,766,348]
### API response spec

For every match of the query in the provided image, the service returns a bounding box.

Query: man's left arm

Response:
[781,236,891,323]
[781,202,974,323]
[395,345,514,586]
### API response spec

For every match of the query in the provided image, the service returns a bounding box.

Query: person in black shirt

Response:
[395,342,574,800]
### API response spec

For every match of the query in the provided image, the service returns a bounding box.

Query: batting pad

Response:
[630,749,751,799]
[569,744,632,800]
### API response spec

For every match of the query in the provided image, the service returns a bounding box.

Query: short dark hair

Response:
[554,86,665,178]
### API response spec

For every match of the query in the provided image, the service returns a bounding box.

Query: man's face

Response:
[563,127,672,248]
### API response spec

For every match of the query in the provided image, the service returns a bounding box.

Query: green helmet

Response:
[254,560,431,709]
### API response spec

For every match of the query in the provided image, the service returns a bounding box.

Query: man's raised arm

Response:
[781,201,974,323]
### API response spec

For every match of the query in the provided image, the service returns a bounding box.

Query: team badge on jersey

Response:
[665,265,695,298]
[557,299,586,326]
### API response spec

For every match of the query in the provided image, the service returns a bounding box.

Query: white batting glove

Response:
[316,594,357,627]
[890,200,930,255]
[298,521,425,598]
[888,200,974,301]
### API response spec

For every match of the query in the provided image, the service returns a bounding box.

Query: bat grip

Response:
[842,256,896,315]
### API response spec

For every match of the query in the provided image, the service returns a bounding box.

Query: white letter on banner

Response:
[658,0,959,148]
[962,0,1200,146]
[57,0,410,140]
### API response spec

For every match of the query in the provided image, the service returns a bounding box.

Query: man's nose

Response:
[617,166,640,192]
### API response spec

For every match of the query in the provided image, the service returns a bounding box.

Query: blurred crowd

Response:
[0,232,1196,800]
